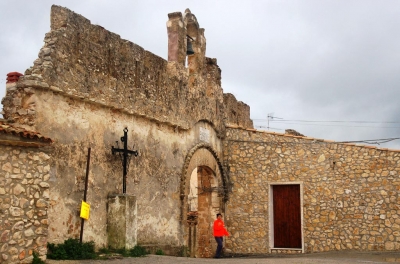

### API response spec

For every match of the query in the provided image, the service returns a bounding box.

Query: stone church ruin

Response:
[1,5,400,263]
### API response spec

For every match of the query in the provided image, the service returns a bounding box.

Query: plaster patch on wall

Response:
[199,127,210,143]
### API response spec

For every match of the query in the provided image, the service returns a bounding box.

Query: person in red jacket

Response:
[213,213,229,258]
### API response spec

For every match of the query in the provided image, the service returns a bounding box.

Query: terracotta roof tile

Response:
[0,120,53,143]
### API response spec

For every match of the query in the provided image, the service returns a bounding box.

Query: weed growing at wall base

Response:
[129,245,148,257]
[47,238,96,260]
[97,245,148,258]
[32,252,45,264]
[155,249,165,255]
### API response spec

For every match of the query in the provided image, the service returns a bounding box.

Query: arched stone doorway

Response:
[187,166,218,258]
[181,143,228,258]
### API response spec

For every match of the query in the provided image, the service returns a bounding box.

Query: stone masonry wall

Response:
[0,5,251,254]
[2,86,226,251]
[0,146,51,263]
[1,5,253,136]
[223,93,253,129]
[223,127,400,254]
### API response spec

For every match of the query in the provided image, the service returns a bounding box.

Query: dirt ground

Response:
[46,251,400,264]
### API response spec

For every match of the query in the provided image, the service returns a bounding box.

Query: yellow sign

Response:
[80,201,90,220]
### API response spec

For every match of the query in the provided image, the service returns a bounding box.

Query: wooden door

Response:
[196,167,213,258]
[273,184,301,248]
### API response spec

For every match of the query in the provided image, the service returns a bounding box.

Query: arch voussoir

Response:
[180,143,229,222]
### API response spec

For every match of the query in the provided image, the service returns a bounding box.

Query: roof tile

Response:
[0,120,53,143]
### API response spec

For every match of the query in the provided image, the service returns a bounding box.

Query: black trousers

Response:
[214,236,223,258]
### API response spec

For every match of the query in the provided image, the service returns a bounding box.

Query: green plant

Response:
[97,247,111,254]
[47,238,96,260]
[115,247,129,257]
[129,245,148,257]
[155,248,164,255]
[47,243,67,260]
[32,252,45,264]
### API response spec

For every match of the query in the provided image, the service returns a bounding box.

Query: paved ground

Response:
[46,251,400,264]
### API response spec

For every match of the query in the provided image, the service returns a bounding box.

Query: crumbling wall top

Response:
[2,5,254,133]
[51,5,91,31]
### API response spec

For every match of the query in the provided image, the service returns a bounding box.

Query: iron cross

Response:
[111,127,138,193]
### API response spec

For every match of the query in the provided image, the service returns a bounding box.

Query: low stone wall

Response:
[224,127,400,254]
[0,146,51,263]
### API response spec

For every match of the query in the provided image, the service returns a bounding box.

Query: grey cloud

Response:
[1,0,399,149]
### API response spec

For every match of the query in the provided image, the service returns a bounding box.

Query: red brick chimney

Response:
[6,72,23,83]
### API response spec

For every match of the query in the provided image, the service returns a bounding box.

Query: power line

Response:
[256,125,283,131]
[253,118,400,124]
[252,116,400,146]
[255,122,400,129]
[337,137,400,145]
[226,137,400,146]
[253,118,400,129]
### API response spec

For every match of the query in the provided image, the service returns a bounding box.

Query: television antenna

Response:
[267,113,283,130]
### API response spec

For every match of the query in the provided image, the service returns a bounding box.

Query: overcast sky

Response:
[1,0,399,149]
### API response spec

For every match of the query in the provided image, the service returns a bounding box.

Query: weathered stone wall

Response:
[0,146,51,263]
[224,126,400,254]
[2,87,227,250]
[223,93,253,129]
[33,88,224,248]
[0,5,252,251]
[3,4,400,259]
[1,6,252,135]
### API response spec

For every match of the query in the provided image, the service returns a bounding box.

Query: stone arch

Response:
[180,143,229,257]
[180,143,228,216]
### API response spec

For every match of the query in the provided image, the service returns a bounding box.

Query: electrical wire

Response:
[337,138,400,145]
[253,118,400,129]
[252,117,400,145]
[256,122,400,129]
[226,137,400,146]
[253,118,400,124]
[256,125,283,130]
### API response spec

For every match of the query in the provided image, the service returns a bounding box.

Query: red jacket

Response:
[213,219,229,237]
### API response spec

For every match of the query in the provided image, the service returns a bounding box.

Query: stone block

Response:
[9,206,23,216]
[13,184,25,195]
[107,194,137,249]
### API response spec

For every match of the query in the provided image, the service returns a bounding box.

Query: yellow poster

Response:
[80,201,90,220]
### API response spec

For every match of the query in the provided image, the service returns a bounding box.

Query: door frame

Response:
[268,182,304,253]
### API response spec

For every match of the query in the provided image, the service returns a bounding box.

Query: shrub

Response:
[97,247,111,254]
[129,245,148,257]
[47,238,96,260]
[115,247,129,257]
[32,252,45,264]
[155,249,164,255]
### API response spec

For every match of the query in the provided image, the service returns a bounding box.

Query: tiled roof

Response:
[0,120,53,144]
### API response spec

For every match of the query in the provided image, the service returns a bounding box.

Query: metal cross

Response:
[111,128,138,193]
